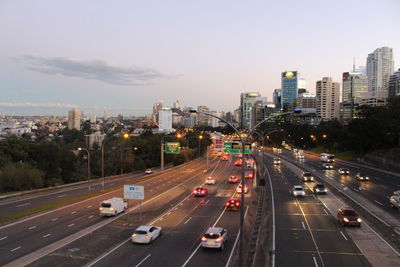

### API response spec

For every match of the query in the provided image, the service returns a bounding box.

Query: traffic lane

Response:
[0,160,208,217]
[267,157,369,267]
[93,182,235,267]
[0,162,213,265]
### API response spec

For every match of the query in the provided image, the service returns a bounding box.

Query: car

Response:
[390,195,400,210]
[337,208,361,227]
[273,158,281,165]
[225,199,241,211]
[301,171,314,182]
[297,154,305,159]
[228,175,239,183]
[205,177,216,185]
[313,183,327,194]
[355,173,370,181]
[222,155,229,161]
[292,185,305,197]
[144,169,153,174]
[131,225,162,244]
[322,163,334,170]
[201,227,228,250]
[277,148,282,154]
[193,187,208,197]
[338,168,350,175]
[234,160,242,166]
[244,170,254,179]
[236,184,249,194]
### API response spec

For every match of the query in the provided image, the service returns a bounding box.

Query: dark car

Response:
[338,168,350,175]
[193,187,208,197]
[228,175,239,183]
[313,183,327,194]
[225,199,241,211]
[337,207,362,227]
[301,171,314,182]
[322,163,334,170]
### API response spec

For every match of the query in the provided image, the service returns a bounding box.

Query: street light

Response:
[198,135,203,158]
[120,133,130,175]
[78,147,91,191]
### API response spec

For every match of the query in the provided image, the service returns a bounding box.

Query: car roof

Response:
[206,176,215,179]
[293,185,303,189]
[136,225,155,231]
[205,227,224,234]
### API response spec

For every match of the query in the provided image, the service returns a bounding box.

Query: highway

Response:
[261,154,370,267]
[0,159,215,266]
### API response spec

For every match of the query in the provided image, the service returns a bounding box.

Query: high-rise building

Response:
[388,68,400,97]
[342,71,368,120]
[89,114,97,123]
[68,109,81,130]
[316,77,340,120]
[273,89,282,109]
[366,47,394,92]
[281,71,298,110]
[158,108,172,133]
[85,132,105,149]
[103,109,109,121]
[210,111,219,127]
[296,92,316,110]
[240,92,261,129]
[152,100,164,123]
[197,105,210,126]
[173,100,180,109]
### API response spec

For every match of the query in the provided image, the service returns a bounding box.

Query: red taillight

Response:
[193,190,197,193]
[202,190,205,193]
[201,236,206,241]
[236,202,240,206]
[249,174,253,177]
[226,202,230,206]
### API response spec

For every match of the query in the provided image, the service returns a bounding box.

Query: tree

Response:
[0,162,44,192]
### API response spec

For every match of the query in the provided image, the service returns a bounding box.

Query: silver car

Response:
[201,227,228,250]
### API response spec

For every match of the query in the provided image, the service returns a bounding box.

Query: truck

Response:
[390,191,400,210]
[99,197,128,216]
[320,153,335,163]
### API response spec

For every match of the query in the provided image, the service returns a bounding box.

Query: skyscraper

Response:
[273,89,282,109]
[68,109,81,130]
[281,71,298,110]
[342,71,368,120]
[388,69,400,97]
[240,92,261,129]
[158,108,172,133]
[366,47,394,92]
[152,100,164,123]
[197,105,210,126]
[316,77,340,120]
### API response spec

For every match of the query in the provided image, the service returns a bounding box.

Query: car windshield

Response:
[294,187,303,191]
[101,203,111,208]
[135,230,148,235]
[303,172,311,176]
[343,210,357,216]
[316,184,325,188]
[204,233,220,239]
[342,169,348,171]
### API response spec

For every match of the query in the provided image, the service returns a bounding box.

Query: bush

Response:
[0,162,44,193]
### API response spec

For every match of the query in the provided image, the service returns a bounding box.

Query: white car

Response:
[131,225,162,244]
[292,185,305,197]
[144,169,153,174]
[297,154,305,159]
[205,176,216,185]
[201,227,228,250]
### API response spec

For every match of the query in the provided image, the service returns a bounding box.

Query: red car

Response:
[226,199,241,211]
[228,175,239,183]
[236,184,249,194]
[222,155,229,161]
[234,160,242,166]
[193,187,208,197]
[337,207,362,227]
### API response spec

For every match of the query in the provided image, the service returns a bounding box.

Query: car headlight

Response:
[344,218,349,222]
[132,234,136,237]
[357,218,362,223]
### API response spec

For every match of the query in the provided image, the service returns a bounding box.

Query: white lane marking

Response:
[159,217,164,221]
[0,236,8,241]
[313,256,319,267]
[16,202,31,207]
[353,188,360,192]
[301,221,306,230]
[340,231,348,241]
[87,238,131,267]
[28,226,37,230]
[166,212,171,216]
[11,246,21,252]
[71,211,77,214]
[225,230,240,267]
[174,207,178,210]
[87,205,92,208]
[294,201,298,206]
[43,234,51,238]
[88,215,94,219]
[374,200,383,206]
[135,254,151,267]
[57,194,67,198]
[51,218,58,222]
[312,195,317,199]
[204,200,210,206]
[323,209,328,215]
[184,217,192,225]
[68,223,75,227]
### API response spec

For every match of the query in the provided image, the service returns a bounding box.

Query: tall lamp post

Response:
[190,110,281,267]
[198,135,203,158]
[78,147,91,191]
[120,133,130,175]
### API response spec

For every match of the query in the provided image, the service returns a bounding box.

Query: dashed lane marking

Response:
[11,246,21,252]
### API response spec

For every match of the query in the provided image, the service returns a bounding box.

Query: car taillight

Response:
[236,202,240,206]
[145,234,150,238]
[216,237,222,242]
[202,190,205,193]
[249,174,253,177]
[201,237,206,241]
[193,190,197,193]
[226,202,230,206]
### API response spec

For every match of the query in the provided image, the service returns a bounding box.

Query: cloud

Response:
[20,55,168,86]
[0,102,79,108]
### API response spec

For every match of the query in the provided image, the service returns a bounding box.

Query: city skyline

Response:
[1,0,399,116]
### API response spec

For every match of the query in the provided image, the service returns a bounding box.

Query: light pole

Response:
[78,147,91,191]
[190,110,282,267]
[120,133,130,175]
[198,135,203,158]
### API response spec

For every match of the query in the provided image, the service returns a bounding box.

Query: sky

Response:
[0,0,399,116]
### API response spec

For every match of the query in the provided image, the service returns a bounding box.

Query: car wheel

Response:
[220,243,224,250]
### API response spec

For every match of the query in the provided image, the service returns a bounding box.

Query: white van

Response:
[99,197,127,216]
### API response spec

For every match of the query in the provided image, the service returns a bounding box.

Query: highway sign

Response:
[223,141,252,154]
[165,142,180,154]
[124,184,144,200]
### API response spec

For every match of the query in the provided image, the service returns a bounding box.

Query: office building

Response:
[281,71,298,110]
[152,100,164,123]
[240,92,261,129]
[296,92,316,110]
[366,47,394,92]
[85,132,105,149]
[388,69,400,97]
[68,109,81,130]
[197,105,210,126]
[273,89,282,109]
[342,71,368,120]
[316,77,340,120]
[158,108,173,133]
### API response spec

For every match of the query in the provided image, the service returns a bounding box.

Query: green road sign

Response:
[165,142,180,154]
[223,141,252,154]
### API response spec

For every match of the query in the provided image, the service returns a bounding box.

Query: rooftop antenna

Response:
[353,56,356,72]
